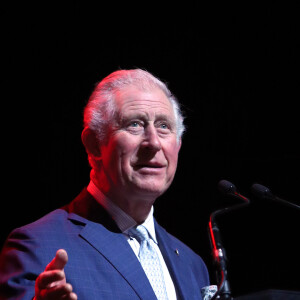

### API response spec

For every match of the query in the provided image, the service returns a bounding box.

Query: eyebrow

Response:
[121,112,175,123]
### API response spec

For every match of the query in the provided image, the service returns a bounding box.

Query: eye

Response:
[157,121,170,129]
[129,121,142,128]
[156,121,172,133]
[125,120,144,134]
[159,123,168,129]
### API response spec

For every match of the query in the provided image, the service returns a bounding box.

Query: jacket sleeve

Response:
[0,227,45,300]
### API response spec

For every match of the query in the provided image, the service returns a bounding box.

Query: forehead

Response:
[115,85,174,117]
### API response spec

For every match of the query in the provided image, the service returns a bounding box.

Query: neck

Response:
[90,170,155,224]
[118,200,153,224]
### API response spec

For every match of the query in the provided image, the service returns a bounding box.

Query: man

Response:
[0,69,210,299]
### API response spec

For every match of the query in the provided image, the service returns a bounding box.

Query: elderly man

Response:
[0,69,210,299]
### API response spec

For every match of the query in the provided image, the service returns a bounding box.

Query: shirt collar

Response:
[87,180,156,243]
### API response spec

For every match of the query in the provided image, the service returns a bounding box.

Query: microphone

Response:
[208,180,250,300]
[218,179,250,205]
[251,183,300,210]
[210,180,250,269]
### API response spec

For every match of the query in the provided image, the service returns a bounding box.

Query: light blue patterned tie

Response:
[130,225,168,300]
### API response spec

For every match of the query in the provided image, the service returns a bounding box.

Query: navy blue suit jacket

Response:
[0,189,209,299]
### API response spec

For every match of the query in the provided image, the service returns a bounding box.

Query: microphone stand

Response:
[208,213,232,300]
[208,182,250,300]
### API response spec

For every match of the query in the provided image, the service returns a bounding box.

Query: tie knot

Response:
[129,225,149,243]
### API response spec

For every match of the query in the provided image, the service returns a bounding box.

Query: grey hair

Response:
[83,69,185,143]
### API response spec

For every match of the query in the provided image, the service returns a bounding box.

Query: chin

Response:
[131,180,171,199]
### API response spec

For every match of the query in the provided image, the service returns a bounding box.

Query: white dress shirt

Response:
[87,180,178,299]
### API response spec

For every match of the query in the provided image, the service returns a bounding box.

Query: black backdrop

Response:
[2,2,300,298]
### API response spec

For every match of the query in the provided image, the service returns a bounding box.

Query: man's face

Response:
[98,85,181,202]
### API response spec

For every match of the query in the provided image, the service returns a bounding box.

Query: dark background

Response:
[2,1,299,298]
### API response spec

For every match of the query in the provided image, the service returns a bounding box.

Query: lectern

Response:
[235,289,300,299]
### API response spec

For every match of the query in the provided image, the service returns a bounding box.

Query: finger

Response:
[66,292,78,300]
[45,249,68,271]
[40,283,73,299]
[36,270,65,289]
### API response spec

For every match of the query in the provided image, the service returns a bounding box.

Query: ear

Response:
[177,138,182,151]
[81,127,101,159]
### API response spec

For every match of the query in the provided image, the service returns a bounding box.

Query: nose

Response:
[141,124,162,152]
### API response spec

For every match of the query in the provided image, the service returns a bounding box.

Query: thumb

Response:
[45,249,68,271]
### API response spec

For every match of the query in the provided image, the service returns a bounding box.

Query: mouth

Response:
[133,162,166,171]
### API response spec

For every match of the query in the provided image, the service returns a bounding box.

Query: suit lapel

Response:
[65,190,157,300]
[155,222,200,300]
[78,220,157,300]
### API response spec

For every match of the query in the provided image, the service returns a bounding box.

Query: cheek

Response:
[105,135,138,171]
[100,140,121,172]
[166,144,180,171]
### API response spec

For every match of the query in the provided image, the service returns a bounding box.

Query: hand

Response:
[34,249,77,300]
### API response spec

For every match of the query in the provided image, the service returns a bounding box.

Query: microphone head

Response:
[251,183,300,210]
[218,179,237,195]
[251,183,273,199]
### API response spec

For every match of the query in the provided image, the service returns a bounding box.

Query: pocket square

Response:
[201,285,218,300]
